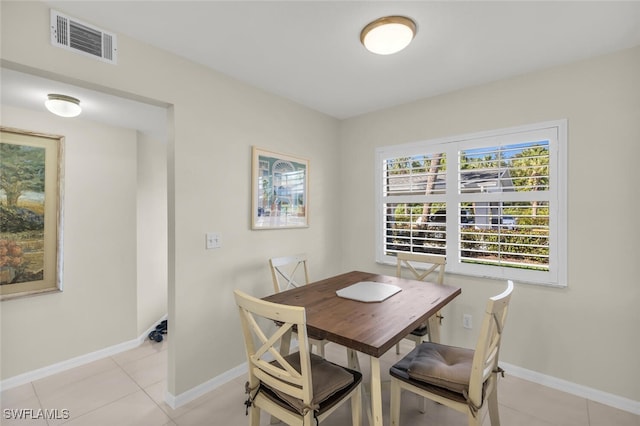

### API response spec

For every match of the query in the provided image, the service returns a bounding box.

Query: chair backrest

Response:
[234,289,314,408]
[467,280,514,408]
[269,254,310,293]
[396,252,446,285]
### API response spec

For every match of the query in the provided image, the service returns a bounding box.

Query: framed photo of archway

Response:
[1,127,64,300]
[251,147,309,230]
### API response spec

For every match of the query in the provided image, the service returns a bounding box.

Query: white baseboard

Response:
[0,315,167,392]
[4,334,636,417]
[164,363,247,410]
[164,338,295,409]
[164,355,639,416]
[500,361,640,415]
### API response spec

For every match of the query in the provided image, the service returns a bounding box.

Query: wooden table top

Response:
[262,270,462,358]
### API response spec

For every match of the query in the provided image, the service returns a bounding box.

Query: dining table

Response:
[262,270,462,426]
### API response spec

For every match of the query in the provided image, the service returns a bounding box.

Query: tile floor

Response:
[2,338,638,426]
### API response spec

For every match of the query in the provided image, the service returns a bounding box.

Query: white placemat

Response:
[336,281,402,302]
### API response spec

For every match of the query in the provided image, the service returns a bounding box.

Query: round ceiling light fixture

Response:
[360,16,417,55]
[45,94,82,118]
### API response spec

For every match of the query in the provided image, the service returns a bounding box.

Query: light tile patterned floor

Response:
[2,338,638,426]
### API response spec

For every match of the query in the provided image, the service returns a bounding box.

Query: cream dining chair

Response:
[268,254,329,357]
[269,253,310,293]
[234,289,363,426]
[395,252,446,354]
[389,280,514,426]
[268,254,361,370]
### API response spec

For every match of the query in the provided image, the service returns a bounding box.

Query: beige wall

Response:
[0,106,139,378]
[136,132,168,335]
[1,1,341,397]
[338,46,640,401]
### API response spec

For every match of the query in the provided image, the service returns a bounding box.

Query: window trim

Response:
[375,120,567,287]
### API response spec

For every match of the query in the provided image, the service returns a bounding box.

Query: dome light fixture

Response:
[45,94,82,118]
[360,16,417,55]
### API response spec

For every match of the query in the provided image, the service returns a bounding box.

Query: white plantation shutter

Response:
[376,120,567,287]
[381,151,447,255]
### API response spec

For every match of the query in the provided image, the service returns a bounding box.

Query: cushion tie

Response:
[245,382,321,425]
[244,381,261,415]
[462,388,481,418]
[301,402,320,415]
[298,402,320,426]
[461,366,506,418]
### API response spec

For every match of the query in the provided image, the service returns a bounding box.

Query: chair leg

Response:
[409,337,428,413]
[427,315,441,343]
[250,405,260,426]
[467,413,482,426]
[390,379,401,426]
[309,339,326,357]
[351,383,362,426]
[487,382,500,425]
[303,411,314,425]
[419,394,427,414]
[396,342,400,354]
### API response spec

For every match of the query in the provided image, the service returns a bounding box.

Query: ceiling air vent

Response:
[50,9,117,64]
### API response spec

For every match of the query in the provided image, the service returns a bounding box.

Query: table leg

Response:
[280,328,292,355]
[427,314,441,344]
[369,357,383,426]
[347,348,361,371]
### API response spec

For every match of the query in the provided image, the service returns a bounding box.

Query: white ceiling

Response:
[2,1,640,137]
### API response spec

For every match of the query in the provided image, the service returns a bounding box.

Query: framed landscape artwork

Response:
[251,147,309,229]
[1,127,64,300]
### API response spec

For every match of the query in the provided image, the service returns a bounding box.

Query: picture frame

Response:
[1,127,64,300]
[251,147,309,229]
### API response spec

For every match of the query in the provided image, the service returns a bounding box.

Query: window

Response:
[375,120,567,287]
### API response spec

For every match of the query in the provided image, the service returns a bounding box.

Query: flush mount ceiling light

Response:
[45,94,82,117]
[360,16,417,55]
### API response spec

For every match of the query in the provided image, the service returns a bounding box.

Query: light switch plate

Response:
[206,233,221,249]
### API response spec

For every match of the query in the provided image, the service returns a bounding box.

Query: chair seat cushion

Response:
[265,353,360,415]
[410,322,429,337]
[398,342,474,394]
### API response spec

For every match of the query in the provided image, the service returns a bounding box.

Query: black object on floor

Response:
[149,320,167,342]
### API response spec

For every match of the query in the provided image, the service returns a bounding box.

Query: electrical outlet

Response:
[463,314,472,329]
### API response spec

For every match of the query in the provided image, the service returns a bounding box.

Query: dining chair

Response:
[234,289,363,426]
[389,280,514,426]
[268,254,329,357]
[395,252,446,354]
[268,254,361,370]
[269,253,310,293]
